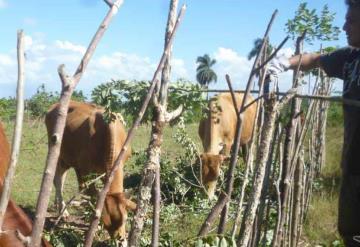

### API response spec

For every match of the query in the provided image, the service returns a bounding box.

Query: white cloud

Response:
[209,47,299,93]
[54,40,86,54]
[0,35,191,97]
[0,0,7,8]
[24,35,33,49]
[0,54,15,66]
[0,38,329,99]
[212,47,253,90]
[170,58,189,79]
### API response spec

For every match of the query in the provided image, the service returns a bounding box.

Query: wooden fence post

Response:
[30,1,124,246]
[0,30,25,230]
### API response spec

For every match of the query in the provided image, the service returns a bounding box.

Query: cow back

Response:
[46,101,106,173]
[45,101,130,191]
[199,92,257,155]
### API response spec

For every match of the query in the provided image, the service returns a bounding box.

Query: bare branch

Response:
[200,9,279,237]
[84,4,186,247]
[237,90,296,246]
[52,173,106,228]
[57,64,73,88]
[253,35,290,74]
[164,104,183,122]
[225,74,240,117]
[103,0,113,8]
[0,30,25,229]
[30,2,124,246]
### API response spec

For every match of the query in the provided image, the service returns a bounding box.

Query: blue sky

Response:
[0,0,348,98]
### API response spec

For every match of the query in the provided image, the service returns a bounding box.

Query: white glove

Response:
[264,55,291,94]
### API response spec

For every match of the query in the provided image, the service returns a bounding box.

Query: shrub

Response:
[0,97,16,121]
[91,79,207,125]
[26,84,87,118]
[26,84,59,118]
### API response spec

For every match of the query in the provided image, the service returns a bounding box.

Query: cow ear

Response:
[126,199,137,211]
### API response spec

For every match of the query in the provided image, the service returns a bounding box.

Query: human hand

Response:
[264,55,291,94]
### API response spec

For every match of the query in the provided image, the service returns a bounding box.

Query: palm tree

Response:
[196,54,217,99]
[247,38,274,60]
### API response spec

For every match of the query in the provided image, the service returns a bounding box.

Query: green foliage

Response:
[158,232,183,247]
[26,84,59,118]
[286,3,340,45]
[25,84,87,118]
[169,79,207,123]
[45,229,83,247]
[327,102,343,127]
[0,97,16,121]
[91,79,207,124]
[71,90,88,102]
[165,118,207,203]
[195,236,236,247]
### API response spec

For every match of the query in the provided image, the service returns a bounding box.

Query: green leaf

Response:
[219,237,228,247]
[195,239,204,247]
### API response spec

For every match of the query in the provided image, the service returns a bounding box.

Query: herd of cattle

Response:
[0,92,256,245]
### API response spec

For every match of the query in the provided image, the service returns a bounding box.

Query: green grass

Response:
[303,126,344,246]
[304,193,340,246]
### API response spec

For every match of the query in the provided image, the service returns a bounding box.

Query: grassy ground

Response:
[2,115,345,246]
[303,126,344,246]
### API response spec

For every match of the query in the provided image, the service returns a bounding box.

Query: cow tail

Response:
[104,120,117,177]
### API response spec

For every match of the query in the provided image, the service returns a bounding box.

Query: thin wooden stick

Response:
[252,121,280,245]
[85,5,186,247]
[0,30,25,229]
[52,173,106,228]
[103,0,114,7]
[217,74,241,234]
[271,128,284,246]
[218,9,279,235]
[198,10,278,237]
[276,32,306,246]
[225,74,240,117]
[231,39,269,237]
[30,2,124,246]
[173,88,360,107]
[253,35,289,74]
[237,89,297,246]
[151,1,179,246]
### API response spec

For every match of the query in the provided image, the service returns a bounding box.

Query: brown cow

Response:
[45,101,136,240]
[0,122,52,247]
[198,93,257,199]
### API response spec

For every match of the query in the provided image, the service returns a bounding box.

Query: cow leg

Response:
[54,160,69,217]
[74,169,97,202]
[74,168,86,192]
[241,144,249,163]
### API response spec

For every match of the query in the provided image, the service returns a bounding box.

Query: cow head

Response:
[199,153,228,199]
[102,192,137,240]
